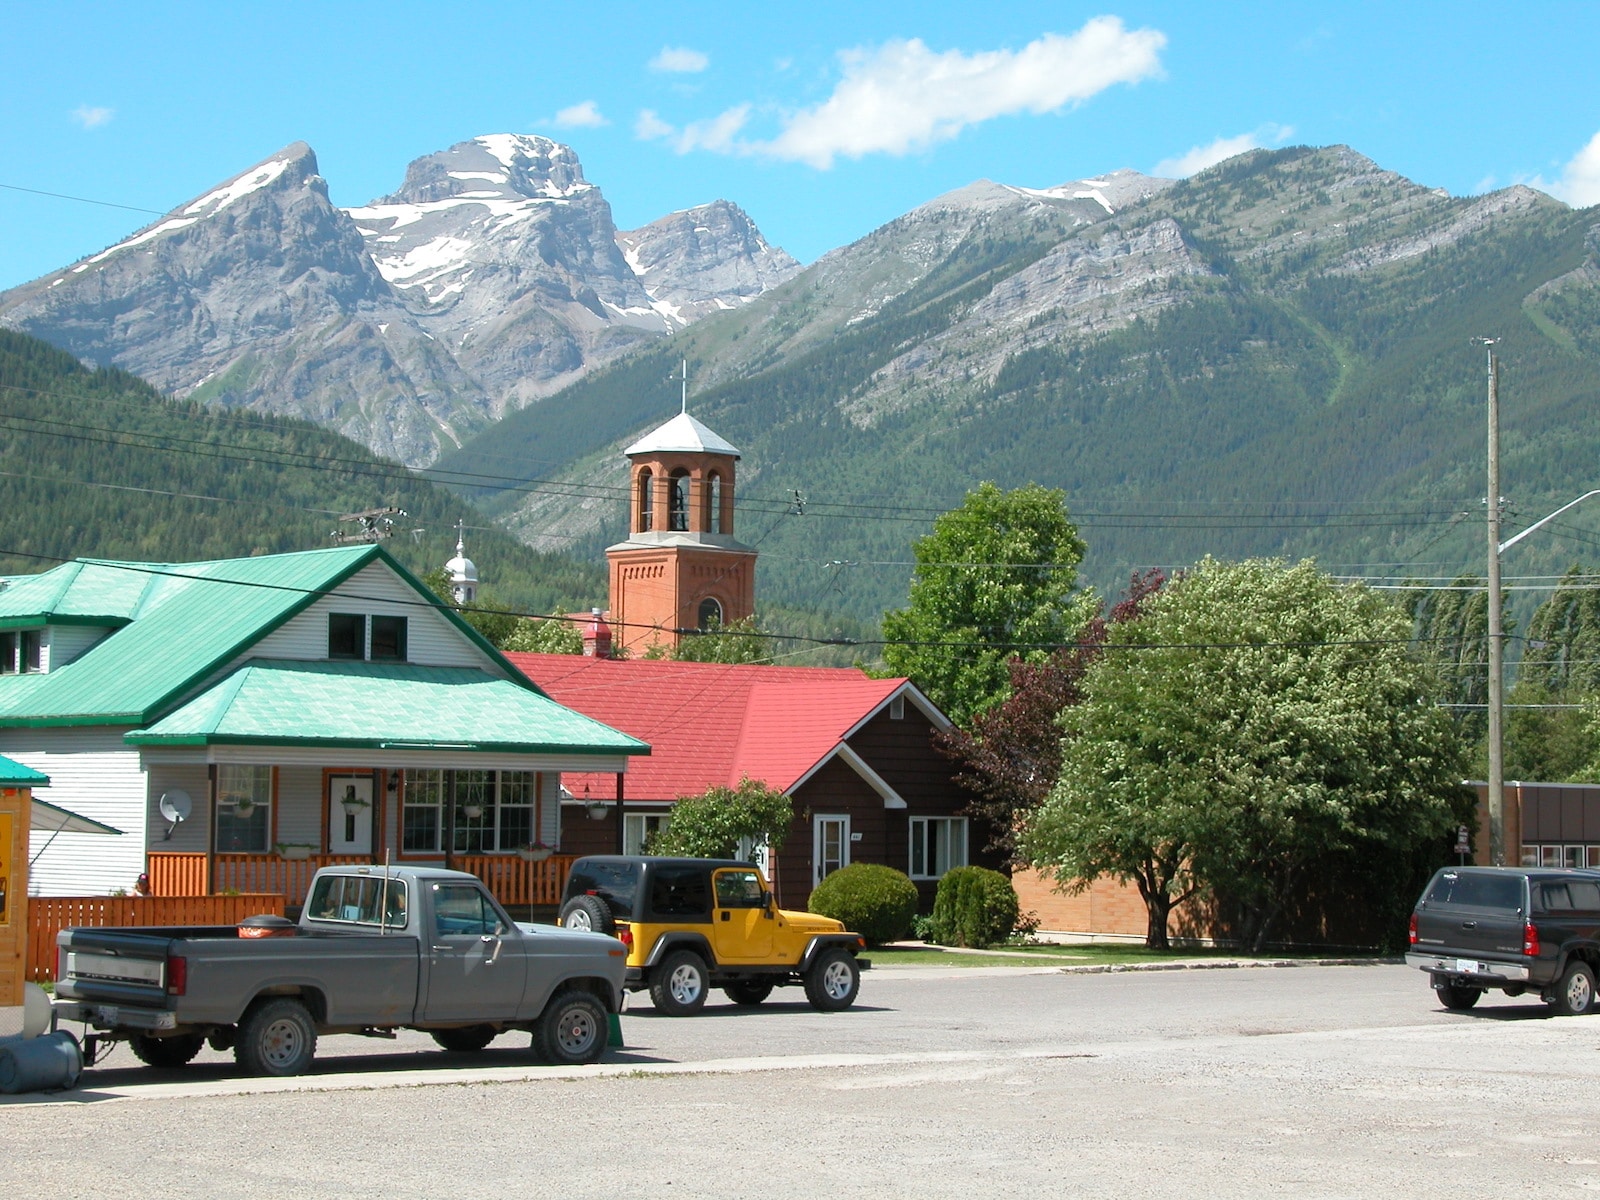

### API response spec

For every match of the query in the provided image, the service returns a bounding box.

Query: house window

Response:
[403,769,444,853]
[910,817,967,879]
[329,613,365,660]
[21,630,42,674]
[497,771,536,849]
[216,765,272,853]
[669,470,690,531]
[0,631,14,674]
[1522,843,1600,869]
[698,597,723,630]
[890,695,905,720]
[637,469,654,532]
[624,812,671,855]
[370,615,408,662]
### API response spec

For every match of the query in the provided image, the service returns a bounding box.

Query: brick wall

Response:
[1013,868,1153,939]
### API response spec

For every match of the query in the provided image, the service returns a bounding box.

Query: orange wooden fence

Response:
[146,852,577,907]
[27,893,284,983]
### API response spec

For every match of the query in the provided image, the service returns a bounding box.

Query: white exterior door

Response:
[813,813,850,887]
[328,773,374,855]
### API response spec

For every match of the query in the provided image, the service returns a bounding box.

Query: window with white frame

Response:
[624,812,672,855]
[402,769,539,854]
[216,765,272,853]
[909,816,967,879]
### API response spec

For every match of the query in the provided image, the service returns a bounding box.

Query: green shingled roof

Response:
[0,544,520,727]
[127,659,650,756]
[0,753,48,786]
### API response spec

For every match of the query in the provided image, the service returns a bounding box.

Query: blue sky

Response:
[2,2,1598,291]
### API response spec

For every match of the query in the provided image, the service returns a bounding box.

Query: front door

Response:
[422,882,527,1022]
[327,772,374,855]
[813,813,850,888]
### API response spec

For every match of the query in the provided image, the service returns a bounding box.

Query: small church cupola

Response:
[606,394,756,654]
[445,520,478,605]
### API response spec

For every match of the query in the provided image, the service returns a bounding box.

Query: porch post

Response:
[370,768,382,864]
[205,762,217,894]
[444,769,456,871]
[614,772,625,855]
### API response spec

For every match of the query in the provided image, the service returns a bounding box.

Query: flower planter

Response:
[276,844,314,860]
[517,847,554,863]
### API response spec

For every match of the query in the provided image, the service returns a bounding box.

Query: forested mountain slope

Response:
[438,147,1600,622]
[0,329,602,611]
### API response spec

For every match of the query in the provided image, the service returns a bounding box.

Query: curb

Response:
[1057,956,1405,975]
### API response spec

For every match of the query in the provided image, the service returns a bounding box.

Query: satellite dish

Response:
[158,790,192,839]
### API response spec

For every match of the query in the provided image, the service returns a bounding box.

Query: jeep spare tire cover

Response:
[560,894,616,936]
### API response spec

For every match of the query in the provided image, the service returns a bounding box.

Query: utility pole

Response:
[1477,337,1505,866]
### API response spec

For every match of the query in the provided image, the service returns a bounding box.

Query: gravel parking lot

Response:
[6,962,1600,1198]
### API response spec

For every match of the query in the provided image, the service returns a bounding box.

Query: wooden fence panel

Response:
[27,893,283,983]
[146,852,208,897]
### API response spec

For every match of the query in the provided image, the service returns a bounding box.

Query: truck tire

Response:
[533,989,607,1066]
[129,1032,205,1068]
[803,948,861,1012]
[1551,961,1598,1016]
[560,895,616,936]
[649,949,709,1016]
[235,997,318,1077]
[723,980,774,1007]
[430,1025,497,1052]
[1434,981,1482,1010]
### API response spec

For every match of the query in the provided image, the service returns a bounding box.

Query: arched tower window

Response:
[637,469,654,532]
[698,597,724,630]
[706,472,723,534]
[669,470,690,532]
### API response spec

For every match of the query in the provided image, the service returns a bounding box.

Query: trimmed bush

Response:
[928,866,1020,948]
[808,863,919,946]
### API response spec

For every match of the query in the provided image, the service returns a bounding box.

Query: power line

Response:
[0,182,167,217]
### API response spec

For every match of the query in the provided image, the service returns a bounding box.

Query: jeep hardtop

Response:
[558,855,868,1015]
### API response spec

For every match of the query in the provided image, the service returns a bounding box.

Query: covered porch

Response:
[128,658,649,911]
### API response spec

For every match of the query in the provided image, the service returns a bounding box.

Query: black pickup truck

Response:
[1406,866,1600,1015]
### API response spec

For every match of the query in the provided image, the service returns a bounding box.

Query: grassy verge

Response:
[867,944,1226,968]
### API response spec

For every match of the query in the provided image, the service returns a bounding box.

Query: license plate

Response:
[1456,959,1482,975]
[95,1004,120,1024]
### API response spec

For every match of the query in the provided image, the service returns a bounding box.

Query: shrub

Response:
[928,867,1020,948]
[650,778,792,858]
[808,863,920,945]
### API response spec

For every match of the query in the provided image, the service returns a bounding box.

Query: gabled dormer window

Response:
[22,630,41,673]
[329,613,365,660]
[371,615,407,662]
[329,613,408,662]
[0,631,14,675]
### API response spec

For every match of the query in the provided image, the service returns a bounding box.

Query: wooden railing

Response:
[145,851,577,908]
[27,894,284,983]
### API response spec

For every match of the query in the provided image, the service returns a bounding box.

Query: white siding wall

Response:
[276,766,327,847]
[4,728,147,897]
[145,763,210,854]
[46,625,115,671]
[246,563,500,672]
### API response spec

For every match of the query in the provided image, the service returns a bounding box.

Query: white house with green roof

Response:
[0,544,647,901]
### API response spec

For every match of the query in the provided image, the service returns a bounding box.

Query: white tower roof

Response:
[445,533,477,584]
[623,411,741,459]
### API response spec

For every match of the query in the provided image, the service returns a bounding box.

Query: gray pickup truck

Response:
[53,865,628,1076]
[1406,865,1600,1015]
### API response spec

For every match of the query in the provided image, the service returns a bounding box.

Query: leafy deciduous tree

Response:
[649,777,793,859]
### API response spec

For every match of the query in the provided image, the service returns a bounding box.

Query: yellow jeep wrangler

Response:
[558,856,868,1015]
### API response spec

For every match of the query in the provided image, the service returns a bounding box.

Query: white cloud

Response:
[636,106,751,155]
[762,21,1166,169]
[71,105,114,130]
[1152,124,1294,178]
[553,101,608,129]
[1531,130,1600,208]
[651,46,709,73]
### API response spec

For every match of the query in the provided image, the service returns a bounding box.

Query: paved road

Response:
[6,963,1600,1197]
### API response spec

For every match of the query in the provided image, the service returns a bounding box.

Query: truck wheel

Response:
[430,1025,497,1052]
[560,895,616,936]
[804,948,861,1012]
[723,980,774,1007]
[1435,981,1482,1010]
[649,950,709,1016]
[534,989,607,1066]
[235,997,318,1077]
[1551,961,1598,1016]
[129,1032,205,1068]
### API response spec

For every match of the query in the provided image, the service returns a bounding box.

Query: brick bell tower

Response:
[606,409,756,654]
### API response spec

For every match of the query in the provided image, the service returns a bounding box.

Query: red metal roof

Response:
[506,654,913,803]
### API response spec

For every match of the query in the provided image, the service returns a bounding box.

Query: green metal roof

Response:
[0,544,530,727]
[0,753,48,787]
[127,659,651,756]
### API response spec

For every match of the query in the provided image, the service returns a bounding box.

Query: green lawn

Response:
[866,943,1239,968]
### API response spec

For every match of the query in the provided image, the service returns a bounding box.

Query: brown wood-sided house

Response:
[507,654,1003,911]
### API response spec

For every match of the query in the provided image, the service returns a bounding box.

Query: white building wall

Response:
[144,763,210,854]
[246,563,501,673]
[46,625,115,670]
[4,728,147,897]
[276,765,327,847]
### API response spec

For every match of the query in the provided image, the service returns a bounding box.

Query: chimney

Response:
[582,608,612,659]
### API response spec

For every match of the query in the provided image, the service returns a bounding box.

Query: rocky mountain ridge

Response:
[0,135,801,465]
